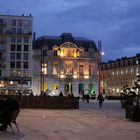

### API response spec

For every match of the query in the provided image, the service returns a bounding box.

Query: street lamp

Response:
[40,36,45,95]
[98,40,104,96]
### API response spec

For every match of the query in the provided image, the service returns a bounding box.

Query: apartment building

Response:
[102,54,140,96]
[32,33,99,96]
[0,14,33,94]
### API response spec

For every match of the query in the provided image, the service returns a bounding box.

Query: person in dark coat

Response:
[98,94,104,108]
[0,95,19,131]
[86,93,90,103]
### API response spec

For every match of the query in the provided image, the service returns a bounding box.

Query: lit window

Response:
[121,70,123,75]
[136,67,138,73]
[23,70,28,77]
[52,64,58,75]
[131,68,133,74]
[116,88,119,93]
[42,63,47,75]
[10,70,16,77]
[126,69,128,74]
[16,70,21,77]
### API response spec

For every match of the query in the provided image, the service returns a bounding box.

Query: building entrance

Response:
[64,83,73,96]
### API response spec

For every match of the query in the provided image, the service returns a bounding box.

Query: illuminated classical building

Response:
[32,33,99,96]
[0,14,33,94]
[102,54,140,96]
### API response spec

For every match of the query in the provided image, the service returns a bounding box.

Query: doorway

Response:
[64,83,73,96]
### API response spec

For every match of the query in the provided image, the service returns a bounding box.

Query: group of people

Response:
[0,95,19,132]
[82,92,105,107]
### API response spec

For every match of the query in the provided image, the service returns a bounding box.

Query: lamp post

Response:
[98,40,104,95]
[40,36,45,95]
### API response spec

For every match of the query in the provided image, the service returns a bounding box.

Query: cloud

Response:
[0,0,139,61]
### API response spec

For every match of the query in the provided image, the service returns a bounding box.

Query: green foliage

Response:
[121,74,140,106]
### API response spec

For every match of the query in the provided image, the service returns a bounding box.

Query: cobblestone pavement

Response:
[0,100,140,140]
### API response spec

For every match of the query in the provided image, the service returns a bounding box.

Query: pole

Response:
[42,37,45,94]
[40,37,43,95]
[98,40,102,95]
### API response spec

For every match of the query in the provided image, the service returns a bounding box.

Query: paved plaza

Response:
[0,100,140,140]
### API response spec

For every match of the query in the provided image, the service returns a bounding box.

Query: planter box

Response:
[125,105,140,121]
[125,105,133,119]
[132,106,140,121]
[5,95,79,109]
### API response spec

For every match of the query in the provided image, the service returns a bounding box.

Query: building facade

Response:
[102,54,140,96]
[32,33,99,97]
[0,14,33,94]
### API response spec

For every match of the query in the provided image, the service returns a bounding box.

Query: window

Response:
[18,20,22,27]
[10,62,15,68]
[16,62,21,68]
[11,37,16,43]
[131,68,133,74]
[24,45,29,51]
[12,28,16,33]
[54,50,57,56]
[65,62,72,75]
[11,44,16,51]
[17,45,21,51]
[23,53,28,60]
[52,64,58,75]
[16,53,21,60]
[89,65,94,76]
[23,70,28,77]
[121,70,123,75]
[10,53,15,60]
[17,28,22,34]
[24,37,29,43]
[16,70,21,77]
[23,62,28,69]
[12,19,16,26]
[42,63,47,75]
[17,37,22,43]
[79,65,84,76]
[10,70,16,77]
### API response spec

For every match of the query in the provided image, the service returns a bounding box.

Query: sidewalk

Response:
[0,100,140,140]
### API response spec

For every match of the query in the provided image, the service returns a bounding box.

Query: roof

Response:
[33,33,97,52]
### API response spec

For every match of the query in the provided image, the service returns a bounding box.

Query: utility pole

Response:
[98,40,102,95]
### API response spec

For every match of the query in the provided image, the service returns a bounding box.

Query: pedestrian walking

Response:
[98,94,104,108]
[86,93,90,103]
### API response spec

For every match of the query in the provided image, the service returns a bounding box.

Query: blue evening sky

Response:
[0,0,140,61]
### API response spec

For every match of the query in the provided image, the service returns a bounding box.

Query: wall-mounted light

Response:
[84,75,89,79]
[73,75,78,79]
[60,74,65,79]
[10,81,14,84]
